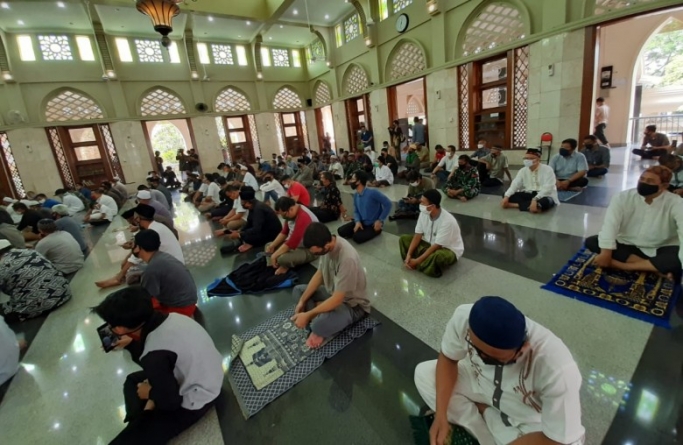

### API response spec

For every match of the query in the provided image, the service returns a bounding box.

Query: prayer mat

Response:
[557,190,583,202]
[542,248,680,327]
[409,414,479,445]
[228,305,380,418]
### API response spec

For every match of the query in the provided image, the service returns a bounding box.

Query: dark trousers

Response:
[477,162,503,187]
[587,168,609,177]
[595,123,608,145]
[337,222,382,244]
[375,180,392,187]
[633,148,669,159]
[111,371,214,445]
[310,207,339,223]
[508,192,555,212]
[585,235,682,281]
[241,230,279,247]
[210,205,232,218]
[559,177,589,188]
[435,170,450,184]
[90,219,111,226]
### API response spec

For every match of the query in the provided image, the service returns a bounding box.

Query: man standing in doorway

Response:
[594,97,610,148]
[360,125,374,152]
[412,117,426,146]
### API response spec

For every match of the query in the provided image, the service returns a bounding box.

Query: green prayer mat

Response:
[409,414,479,445]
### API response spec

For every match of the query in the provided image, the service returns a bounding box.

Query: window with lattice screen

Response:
[393,0,413,14]
[45,90,104,122]
[458,65,470,150]
[135,39,164,63]
[512,47,529,149]
[38,35,73,61]
[315,83,332,106]
[0,132,26,198]
[461,3,526,56]
[140,88,186,117]
[388,42,426,80]
[215,88,251,113]
[308,39,325,64]
[211,44,234,65]
[272,49,291,67]
[344,15,360,43]
[593,0,656,15]
[273,88,302,110]
[343,65,369,96]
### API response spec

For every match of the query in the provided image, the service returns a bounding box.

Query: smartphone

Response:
[97,323,120,353]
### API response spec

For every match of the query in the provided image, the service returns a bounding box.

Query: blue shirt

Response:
[412,123,425,144]
[353,187,392,225]
[361,130,374,147]
[549,151,588,180]
[42,198,61,208]
[79,187,91,200]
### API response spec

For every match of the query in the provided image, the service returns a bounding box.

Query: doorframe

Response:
[221,114,256,164]
[387,76,429,146]
[141,118,200,173]
[279,112,305,157]
[345,94,372,151]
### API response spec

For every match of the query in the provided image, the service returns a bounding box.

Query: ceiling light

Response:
[135,0,180,46]
[246,21,251,25]
[256,72,263,80]
[2,72,13,82]
[279,25,283,29]
[293,9,298,15]
[268,37,272,40]
[106,70,116,79]
[57,1,65,7]
[324,14,329,20]
[0,3,9,9]
[191,71,199,79]
[17,20,24,25]
[208,16,214,22]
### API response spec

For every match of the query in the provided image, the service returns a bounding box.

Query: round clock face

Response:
[396,14,409,33]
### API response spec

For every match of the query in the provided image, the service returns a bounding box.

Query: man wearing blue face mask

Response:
[415,296,585,445]
[549,139,589,191]
[502,149,559,213]
[585,165,683,282]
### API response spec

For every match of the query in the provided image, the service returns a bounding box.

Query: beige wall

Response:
[109,121,153,186]
[254,113,281,159]
[426,68,459,153]
[305,110,320,153]
[331,101,350,150]
[190,116,224,172]
[5,127,62,194]
[369,88,390,150]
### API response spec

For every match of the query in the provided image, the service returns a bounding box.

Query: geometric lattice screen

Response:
[272,87,303,110]
[140,88,186,117]
[593,0,656,15]
[458,65,470,150]
[314,82,332,106]
[215,88,251,113]
[99,124,126,182]
[45,90,104,123]
[512,46,530,149]
[0,132,26,198]
[47,127,76,187]
[388,42,426,81]
[462,2,526,56]
[343,65,369,96]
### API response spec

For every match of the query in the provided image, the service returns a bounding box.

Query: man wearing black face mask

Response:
[586,166,683,282]
[290,223,370,349]
[580,135,610,178]
[549,138,588,191]
[415,296,585,445]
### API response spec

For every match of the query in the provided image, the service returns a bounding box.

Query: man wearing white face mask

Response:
[399,189,463,277]
[390,170,435,221]
[502,149,559,213]
[432,145,459,184]
[470,139,490,165]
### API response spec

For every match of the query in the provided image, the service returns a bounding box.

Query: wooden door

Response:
[469,53,513,149]
[224,115,255,164]
[345,95,371,151]
[315,107,325,149]
[280,112,304,157]
[57,125,113,187]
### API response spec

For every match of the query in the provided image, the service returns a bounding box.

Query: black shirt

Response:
[240,201,282,240]
[17,209,42,233]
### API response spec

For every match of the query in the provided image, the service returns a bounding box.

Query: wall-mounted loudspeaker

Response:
[306,99,313,107]
[195,103,209,113]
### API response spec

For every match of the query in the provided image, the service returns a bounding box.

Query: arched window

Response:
[461,2,527,56]
[388,41,427,81]
[140,88,186,117]
[593,0,657,16]
[272,87,303,110]
[44,89,104,122]
[215,88,251,113]
[343,65,369,96]
[314,82,332,106]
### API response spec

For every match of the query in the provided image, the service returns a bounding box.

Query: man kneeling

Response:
[414,296,585,445]
[290,223,370,349]
[399,190,463,277]
[585,166,683,282]
[93,286,222,445]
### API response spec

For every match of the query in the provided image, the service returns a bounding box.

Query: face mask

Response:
[348,181,358,189]
[637,182,660,197]
[584,144,593,149]
[284,184,290,190]
[419,204,431,214]
[409,181,419,187]
[477,144,484,149]
[559,148,571,157]
[523,159,534,168]
[373,163,379,168]
[458,164,466,169]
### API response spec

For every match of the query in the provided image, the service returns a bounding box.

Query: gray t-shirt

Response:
[320,236,370,312]
[141,251,197,308]
[55,216,87,253]
[0,223,25,248]
[34,231,84,274]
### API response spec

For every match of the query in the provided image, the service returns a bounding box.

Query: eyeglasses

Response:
[465,332,526,366]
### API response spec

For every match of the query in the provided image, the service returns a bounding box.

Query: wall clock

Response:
[396,13,409,33]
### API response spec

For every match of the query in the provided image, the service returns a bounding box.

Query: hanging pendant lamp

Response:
[136,0,180,47]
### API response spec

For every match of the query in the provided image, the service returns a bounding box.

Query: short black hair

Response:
[281,175,292,182]
[303,223,332,249]
[204,173,214,181]
[562,138,578,150]
[596,97,605,102]
[646,125,657,132]
[435,144,444,151]
[406,170,420,182]
[378,156,386,165]
[352,170,369,186]
[225,184,240,193]
[55,188,66,195]
[12,202,27,211]
[584,135,598,142]
[134,229,161,252]
[121,208,136,220]
[448,145,456,152]
[320,171,335,184]
[149,178,160,184]
[137,184,149,191]
[35,193,47,200]
[422,189,442,208]
[217,163,226,170]
[275,196,296,212]
[458,154,471,162]
[91,286,153,329]
[37,218,57,233]
[216,176,227,185]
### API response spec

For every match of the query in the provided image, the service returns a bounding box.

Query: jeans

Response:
[477,162,503,187]
[587,168,608,177]
[595,123,608,145]
[508,192,556,212]
[435,170,450,184]
[263,190,279,204]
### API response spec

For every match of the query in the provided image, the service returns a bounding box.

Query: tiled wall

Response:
[369,88,390,149]
[426,68,459,152]
[254,113,281,159]
[109,121,153,188]
[190,116,224,171]
[332,101,350,150]
[6,127,62,194]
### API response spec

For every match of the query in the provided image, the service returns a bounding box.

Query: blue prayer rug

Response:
[228,305,380,418]
[557,190,583,202]
[542,248,680,327]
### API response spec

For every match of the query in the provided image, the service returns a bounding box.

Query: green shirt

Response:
[444,165,481,197]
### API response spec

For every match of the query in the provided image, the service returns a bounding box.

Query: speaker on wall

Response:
[306,99,313,107]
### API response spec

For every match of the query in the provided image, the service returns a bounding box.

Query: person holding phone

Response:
[92,286,222,445]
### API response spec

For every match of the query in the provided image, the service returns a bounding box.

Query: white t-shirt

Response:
[98,194,119,216]
[233,197,249,221]
[243,172,259,190]
[0,315,19,386]
[260,179,286,198]
[441,305,585,445]
[415,209,464,258]
[374,165,394,184]
[198,183,209,194]
[206,182,221,203]
[149,221,185,264]
[62,194,85,215]
[329,162,344,178]
[438,154,459,172]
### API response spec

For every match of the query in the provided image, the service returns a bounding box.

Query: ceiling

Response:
[0,0,347,47]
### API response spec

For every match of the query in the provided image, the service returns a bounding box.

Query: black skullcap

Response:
[134,203,155,220]
[469,296,526,350]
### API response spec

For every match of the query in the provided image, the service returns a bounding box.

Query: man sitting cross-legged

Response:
[399,190,464,278]
[215,185,247,232]
[134,229,198,316]
[585,166,683,282]
[549,138,588,191]
[502,149,559,213]
[390,170,435,221]
[290,223,370,349]
[217,187,282,254]
[414,296,585,445]
[337,171,392,244]
[658,153,683,196]
[444,155,481,202]
[265,196,318,275]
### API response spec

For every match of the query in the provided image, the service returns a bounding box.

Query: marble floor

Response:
[0,147,682,445]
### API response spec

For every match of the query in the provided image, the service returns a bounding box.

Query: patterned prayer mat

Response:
[542,248,680,327]
[409,414,479,445]
[229,306,380,418]
[557,190,583,202]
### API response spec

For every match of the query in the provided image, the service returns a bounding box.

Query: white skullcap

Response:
[137,190,151,200]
